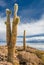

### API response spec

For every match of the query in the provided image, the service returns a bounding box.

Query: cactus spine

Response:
[5,9,11,61]
[23,30,26,50]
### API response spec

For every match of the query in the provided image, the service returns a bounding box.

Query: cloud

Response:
[0,23,6,32]
[28,44,44,50]
[0,14,44,41]
[0,14,44,50]
[16,42,44,49]
[17,15,44,36]
[0,17,13,41]
[17,36,44,42]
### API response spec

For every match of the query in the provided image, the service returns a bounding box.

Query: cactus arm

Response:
[5,9,11,61]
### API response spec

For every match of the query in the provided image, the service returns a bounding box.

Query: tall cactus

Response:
[5,4,20,65]
[10,4,20,65]
[23,30,26,50]
[5,9,11,61]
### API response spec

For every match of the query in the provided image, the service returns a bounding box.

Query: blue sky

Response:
[0,0,44,22]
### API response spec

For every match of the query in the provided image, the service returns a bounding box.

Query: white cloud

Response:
[17,37,44,42]
[0,15,44,50]
[17,15,44,36]
[28,44,44,50]
[16,42,44,50]
[0,15,44,41]
[0,17,6,32]
[0,17,13,31]
[0,17,13,41]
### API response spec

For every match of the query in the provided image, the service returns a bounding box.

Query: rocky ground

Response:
[0,46,44,65]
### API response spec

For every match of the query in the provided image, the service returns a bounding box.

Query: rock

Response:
[0,61,12,65]
[17,51,43,65]
[0,46,44,65]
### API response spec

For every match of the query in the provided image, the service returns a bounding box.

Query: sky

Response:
[0,0,44,20]
[0,0,44,48]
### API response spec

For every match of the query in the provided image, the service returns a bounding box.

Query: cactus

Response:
[10,4,20,65]
[5,9,11,61]
[23,30,26,50]
[5,4,20,65]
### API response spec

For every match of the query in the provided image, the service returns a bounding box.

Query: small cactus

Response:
[23,30,26,51]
